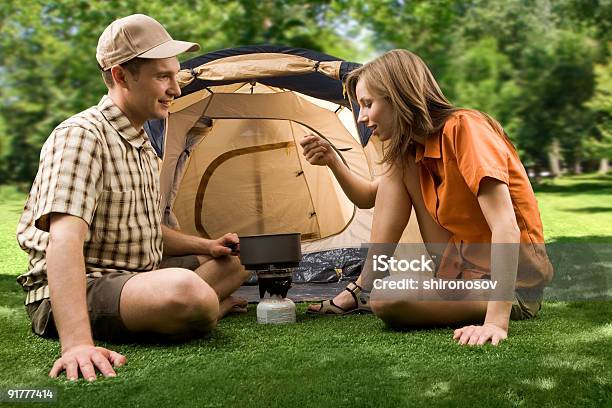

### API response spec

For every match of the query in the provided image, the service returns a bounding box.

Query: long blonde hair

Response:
[346,49,505,167]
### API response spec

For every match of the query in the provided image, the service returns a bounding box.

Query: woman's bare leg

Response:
[370,273,489,328]
[309,157,452,312]
[372,297,488,328]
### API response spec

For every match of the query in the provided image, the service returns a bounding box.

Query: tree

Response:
[2,0,608,182]
[585,62,612,173]
[345,0,606,174]
[328,0,466,90]
[0,0,359,183]
[445,37,523,150]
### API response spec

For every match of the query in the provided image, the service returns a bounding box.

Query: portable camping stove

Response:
[255,267,293,299]
[237,233,301,324]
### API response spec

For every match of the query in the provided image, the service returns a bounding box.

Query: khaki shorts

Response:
[158,254,201,270]
[26,256,202,342]
[26,271,138,342]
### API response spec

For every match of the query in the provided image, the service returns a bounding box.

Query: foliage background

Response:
[0,0,610,184]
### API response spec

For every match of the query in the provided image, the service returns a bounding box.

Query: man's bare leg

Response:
[193,255,249,299]
[119,268,219,337]
[193,255,250,318]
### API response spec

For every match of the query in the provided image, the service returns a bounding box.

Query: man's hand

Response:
[209,233,240,258]
[49,344,126,381]
[453,323,508,346]
[300,134,337,167]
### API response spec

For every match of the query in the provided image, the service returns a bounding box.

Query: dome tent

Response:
[145,45,421,284]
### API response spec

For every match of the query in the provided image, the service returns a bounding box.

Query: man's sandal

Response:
[306,282,372,315]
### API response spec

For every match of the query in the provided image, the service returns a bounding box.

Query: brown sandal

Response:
[306,282,371,315]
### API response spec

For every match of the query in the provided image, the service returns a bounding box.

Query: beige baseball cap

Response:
[96,14,200,71]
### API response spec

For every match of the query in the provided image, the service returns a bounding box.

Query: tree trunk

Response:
[573,159,582,175]
[548,139,562,178]
[599,158,609,174]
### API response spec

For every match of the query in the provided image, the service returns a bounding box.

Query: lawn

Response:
[0,175,610,407]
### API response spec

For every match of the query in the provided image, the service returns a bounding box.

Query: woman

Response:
[300,49,553,346]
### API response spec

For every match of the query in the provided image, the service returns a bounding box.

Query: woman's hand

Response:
[453,323,508,346]
[299,134,337,167]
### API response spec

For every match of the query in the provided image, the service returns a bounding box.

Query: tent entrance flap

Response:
[172,118,353,241]
[194,142,319,238]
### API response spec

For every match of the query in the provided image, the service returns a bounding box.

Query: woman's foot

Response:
[307,282,370,314]
[218,296,248,319]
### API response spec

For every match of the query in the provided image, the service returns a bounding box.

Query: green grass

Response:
[0,176,611,407]
[534,174,612,243]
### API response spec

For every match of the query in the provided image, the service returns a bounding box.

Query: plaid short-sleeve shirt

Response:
[16,95,163,305]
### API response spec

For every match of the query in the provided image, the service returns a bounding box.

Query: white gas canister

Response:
[256,296,296,324]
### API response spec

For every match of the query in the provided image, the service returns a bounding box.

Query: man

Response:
[16,14,250,382]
